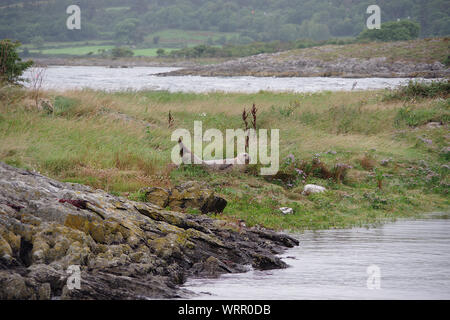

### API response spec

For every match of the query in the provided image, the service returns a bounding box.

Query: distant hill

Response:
[0,0,449,47]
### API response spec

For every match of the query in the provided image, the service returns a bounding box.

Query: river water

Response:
[183,213,450,300]
[23,66,423,93]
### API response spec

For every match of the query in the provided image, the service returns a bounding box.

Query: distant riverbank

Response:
[157,39,450,78]
[31,57,227,68]
[157,54,449,78]
[30,39,449,78]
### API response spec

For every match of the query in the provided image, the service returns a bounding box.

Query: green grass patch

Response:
[30,45,114,56]
[0,86,448,231]
[384,80,450,101]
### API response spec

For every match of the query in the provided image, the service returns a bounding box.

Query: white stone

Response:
[302,184,326,195]
[279,207,293,215]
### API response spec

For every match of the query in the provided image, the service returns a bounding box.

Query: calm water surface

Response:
[183,214,450,300]
[23,66,425,93]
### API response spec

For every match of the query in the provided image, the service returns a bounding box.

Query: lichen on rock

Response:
[140,181,227,214]
[0,162,298,299]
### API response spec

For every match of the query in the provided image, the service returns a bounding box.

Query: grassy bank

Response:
[0,82,448,231]
[276,38,449,65]
[24,44,176,58]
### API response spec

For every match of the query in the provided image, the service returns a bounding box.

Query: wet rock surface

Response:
[158,52,449,78]
[0,162,298,299]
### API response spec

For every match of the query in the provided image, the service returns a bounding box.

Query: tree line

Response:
[0,0,448,46]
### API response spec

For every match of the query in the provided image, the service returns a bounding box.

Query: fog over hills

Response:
[0,0,448,45]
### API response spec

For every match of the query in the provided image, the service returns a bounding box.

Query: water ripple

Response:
[183,215,450,300]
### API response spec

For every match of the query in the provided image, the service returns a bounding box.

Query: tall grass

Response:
[0,86,448,229]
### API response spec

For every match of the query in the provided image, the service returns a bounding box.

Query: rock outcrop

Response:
[157,52,449,78]
[0,162,298,299]
[140,181,227,214]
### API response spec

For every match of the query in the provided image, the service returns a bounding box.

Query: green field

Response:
[25,44,175,57]
[30,45,114,56]
[20,28,240,58]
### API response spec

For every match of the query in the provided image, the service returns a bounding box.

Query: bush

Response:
[444,55,450,67]
[111,47,134,58]
[265,154,353,188]
[384,80,450,101]
[156,48,165,57]
[394,101,450,127]
[53,96,79,116]
[357,20,420,42]
[0,40,33,84]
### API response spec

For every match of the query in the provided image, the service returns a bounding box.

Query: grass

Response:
[21,40,113,49]
[26,45,175,57]
[278,38,449,65]
[383,79,450,101]
[0,84,448,231]
[132,48,174,57]
[30,46,115,56]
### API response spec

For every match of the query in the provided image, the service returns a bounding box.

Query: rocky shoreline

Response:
[0,162,298,300]
[31,53,449,79]
[157,52,450,78]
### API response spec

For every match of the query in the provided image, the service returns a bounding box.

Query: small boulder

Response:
[141,182,227,214]
[302,184,326,195]
[201,196,227,214]
[140,187,170,208]
[169,181,214,211]
[426,122,442,129]
[279,207,293,215]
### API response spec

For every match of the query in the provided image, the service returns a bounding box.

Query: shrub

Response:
[267,154,352,188]
[332,163,352,183]
[111,47,134,58]
[364,192,389,209]
[357,20,420,42]
[53,96,79,116]
[0,40,33,84]
[271,100,301,118]
[444,55,450,67]
[156,48,165,57]
[360,155,376,170]
[374,168,384,190]
[384,80,450,101]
